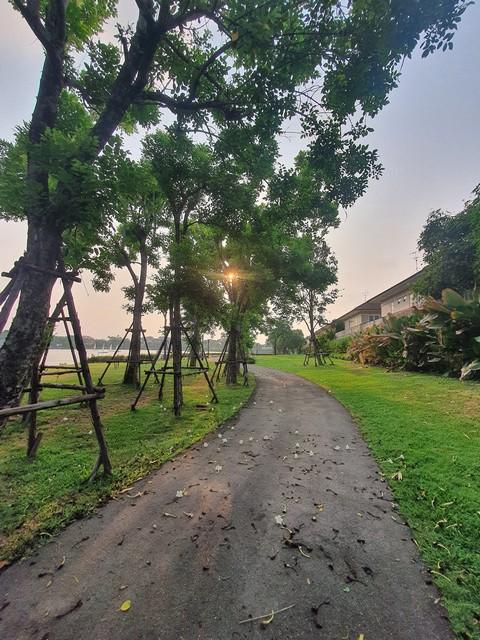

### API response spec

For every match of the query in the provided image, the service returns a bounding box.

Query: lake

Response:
[45,348,131,366]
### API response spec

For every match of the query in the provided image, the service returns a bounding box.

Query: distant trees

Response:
[415,189,480,298]
[265,319,305,355]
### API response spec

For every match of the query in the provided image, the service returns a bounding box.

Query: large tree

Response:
[1,0,471,408]
[414,188,480,298]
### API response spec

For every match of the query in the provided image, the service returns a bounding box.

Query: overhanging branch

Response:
[136,91,243,120]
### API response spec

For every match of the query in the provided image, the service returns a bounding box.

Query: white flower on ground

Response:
[334,445,340,451]
[274,514,284,526]
[176,490,186,498]
[239,439,244,445]
[203,442,209,448]
[215,465,223,473]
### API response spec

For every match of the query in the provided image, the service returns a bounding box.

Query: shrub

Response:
[330,336,352,357]
[346,289,480,380]
[422,289,480,380]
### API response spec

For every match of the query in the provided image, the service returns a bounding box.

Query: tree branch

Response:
[12,0,52,53]
[136,90,243,120]
[189,40,233,101]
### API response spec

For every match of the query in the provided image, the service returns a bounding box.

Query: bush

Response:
[330,336,352,357]
[346,289,480,380]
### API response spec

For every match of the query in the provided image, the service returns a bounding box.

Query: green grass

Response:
[0,362,253,563]
[257,355,480,640]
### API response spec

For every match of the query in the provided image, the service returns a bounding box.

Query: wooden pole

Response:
[61,278,112,479]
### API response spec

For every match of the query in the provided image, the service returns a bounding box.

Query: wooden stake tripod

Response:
[303,339,334,366]
[212,333,249,387]
[97,322,160,387]
[0,260,112,480]
[131,323,218,412]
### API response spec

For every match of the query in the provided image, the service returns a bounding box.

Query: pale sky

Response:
[1,2,479,338]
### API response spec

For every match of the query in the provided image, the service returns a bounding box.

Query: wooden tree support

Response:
[0,259,112,480]
[97,322,160,386]
[131,324,218,412]
[212,333,249,387]
[303,339,334,366]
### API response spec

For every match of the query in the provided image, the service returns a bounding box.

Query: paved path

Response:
[0,366,452,640]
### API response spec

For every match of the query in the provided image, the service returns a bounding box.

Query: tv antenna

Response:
[410,251,419,272]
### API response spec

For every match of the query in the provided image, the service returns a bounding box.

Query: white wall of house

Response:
[341,312,381,336]
[380,289,416,316]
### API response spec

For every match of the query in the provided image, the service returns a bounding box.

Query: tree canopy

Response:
[415,188,480,298]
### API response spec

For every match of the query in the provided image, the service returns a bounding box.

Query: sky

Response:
[1,2,479,338]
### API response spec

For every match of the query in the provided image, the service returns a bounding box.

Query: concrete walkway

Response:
[0,366,452,639]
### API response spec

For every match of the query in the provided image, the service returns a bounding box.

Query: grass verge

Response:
[0,363,253,563]
[257,355,480,640]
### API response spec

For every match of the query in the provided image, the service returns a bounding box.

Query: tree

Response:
[265,318,305,355]
[415,189,480,298]
[274,234,338,365]
[1,0,471,408]
[85,160,164,386]
[143,130,252,411]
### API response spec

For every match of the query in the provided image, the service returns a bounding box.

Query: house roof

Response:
[334,268,424,323]
[334,302,381,323]
[366,268,424,304]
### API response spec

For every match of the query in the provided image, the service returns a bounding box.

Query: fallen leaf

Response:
[260,610,275,627]
[119,600,131,612]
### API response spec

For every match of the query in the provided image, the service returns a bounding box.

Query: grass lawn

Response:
[0,362,253,564]
[257,355,480,640]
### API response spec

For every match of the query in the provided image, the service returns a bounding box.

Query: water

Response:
[45,348,131,366]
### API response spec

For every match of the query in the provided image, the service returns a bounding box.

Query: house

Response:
[335,270,423,338]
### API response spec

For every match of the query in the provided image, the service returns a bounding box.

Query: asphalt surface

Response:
[0,366,452,640]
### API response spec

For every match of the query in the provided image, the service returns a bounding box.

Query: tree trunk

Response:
[170,298,183,415]
[189,318,201,367]
[226,325,239,385]
[123,243,148,386]
[171,214,183,415]
[0,3,67,410]
[0,223,62,410]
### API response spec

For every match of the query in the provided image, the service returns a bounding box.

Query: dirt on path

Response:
[0,366,452,640]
